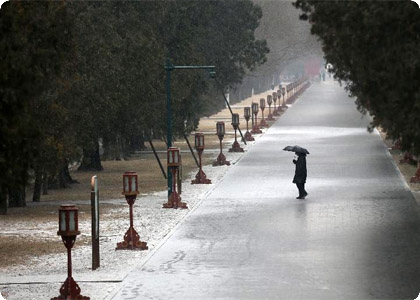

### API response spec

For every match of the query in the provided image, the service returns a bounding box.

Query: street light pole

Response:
[165,58,215,197]
[166,58,173,149]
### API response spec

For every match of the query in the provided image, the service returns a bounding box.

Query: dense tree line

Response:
[294,1,420,154]
[0,0,268,213]
[228,0,322,103]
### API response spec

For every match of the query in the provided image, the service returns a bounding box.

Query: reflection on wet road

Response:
[112,81,420,300]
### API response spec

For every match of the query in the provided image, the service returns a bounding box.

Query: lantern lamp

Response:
[232,113,240,127]
[244,107,251,120]
[216,121,225,137]
[260,98,266,109]
[267,95,272,106]
[122,171,139,196]
[282,87,286,96]
[58,205,80,237]
[252,102,259,114]
[194,133,205,150]
[167,147,180,167]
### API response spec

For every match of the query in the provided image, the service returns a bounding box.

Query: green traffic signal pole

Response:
[165,58,216,197]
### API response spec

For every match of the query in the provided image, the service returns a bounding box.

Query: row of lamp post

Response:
[52,73,311,300]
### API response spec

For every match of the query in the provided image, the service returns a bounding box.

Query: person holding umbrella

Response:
[283,145,309,199]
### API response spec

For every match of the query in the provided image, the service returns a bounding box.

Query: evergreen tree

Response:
[294,0,420,154]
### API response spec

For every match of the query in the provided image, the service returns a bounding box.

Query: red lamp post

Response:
[116,172,148,250]
[213,122,231,166]
[411,159,420,183]
[267,95,275,121]
[281,87,286,108]
[192,133,212,184]
[259,98,268,128]
[273,91,280,115]
[251,102,262,134]
[164,148,188,208]
[243,107,254,141]
[392,139,402,150]
[229,113,244,152]
[400,152,415,164]
[288,84,292,102]
[52,205,89,300]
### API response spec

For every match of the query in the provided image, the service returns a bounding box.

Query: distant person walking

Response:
[283,145,309,199]
[293,152,308,199]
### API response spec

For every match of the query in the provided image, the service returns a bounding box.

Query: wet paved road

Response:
[110,81,420,299]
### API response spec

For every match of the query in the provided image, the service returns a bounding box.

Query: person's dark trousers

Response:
[296,182,307,197]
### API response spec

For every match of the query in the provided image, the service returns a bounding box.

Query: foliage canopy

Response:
[294,0,420,155]
[0,0,268,212]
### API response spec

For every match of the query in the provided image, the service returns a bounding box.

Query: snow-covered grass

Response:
[0,135,265,300]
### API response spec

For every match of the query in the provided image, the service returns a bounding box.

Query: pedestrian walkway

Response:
[108,80,420,299]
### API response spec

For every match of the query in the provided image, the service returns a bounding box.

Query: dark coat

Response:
[293,154,307,183]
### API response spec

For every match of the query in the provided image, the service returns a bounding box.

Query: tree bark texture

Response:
[8,185,26,208]
[42,170,48,195]
[32,167,42,202]
[78,142,103,171]
[0,187,8,215]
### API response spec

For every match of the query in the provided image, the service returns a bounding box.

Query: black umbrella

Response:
[283,145,310,155]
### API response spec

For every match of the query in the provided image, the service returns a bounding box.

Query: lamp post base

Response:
[400,152,415,164]
[213,152,230,166]
[191,169,212,184]
[244,131,255,141]
[116,226,148,250]
[251,125,262,134]
[51,276,90,300]
[273,109,280,116]
[163,191,188,209]
[229,140,244,152]
[392,139,402,150]
[259,119,268,128]
[267,113,275,121]
[410,163,420,183]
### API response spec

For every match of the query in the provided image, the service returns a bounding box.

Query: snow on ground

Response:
[0,133,266,300]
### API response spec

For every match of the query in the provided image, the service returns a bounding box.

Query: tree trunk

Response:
[58,167,67,188]
[0,187,8,215]
[8,185,26,208]
[129,134,147,151]
[102,137,111,161]
[119,135,130,160]
[32,167,42,202]
[78,142,103,171]
[47,161,78,189]
[42,170,48,195]
[63,161,78,184]
[103,136,125,161]
[115,135,122,161]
